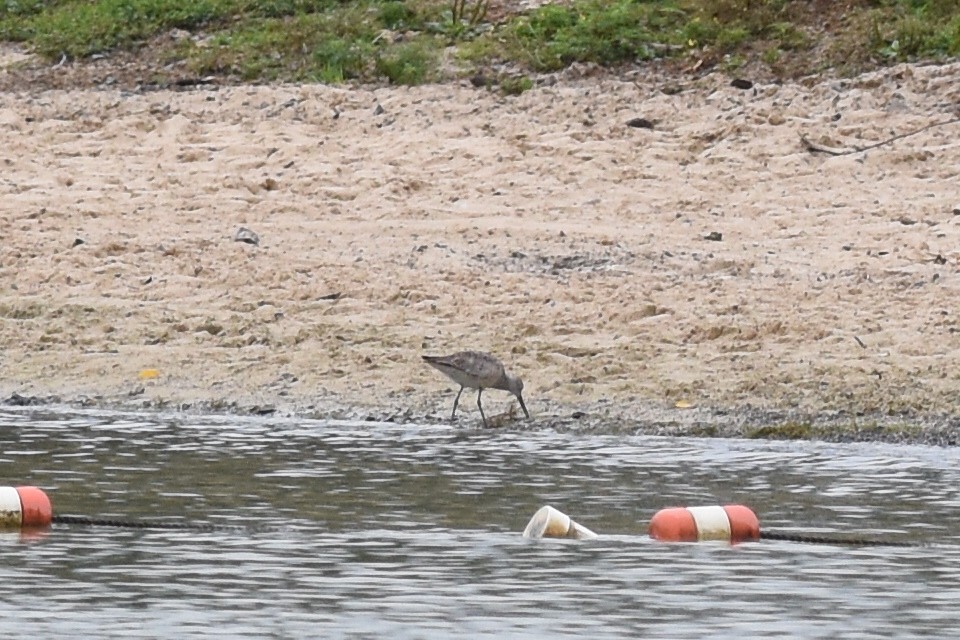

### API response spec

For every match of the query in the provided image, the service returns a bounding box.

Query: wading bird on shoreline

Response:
[422,351,529,427]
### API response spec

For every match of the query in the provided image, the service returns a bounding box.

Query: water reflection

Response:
[1,408,960,638]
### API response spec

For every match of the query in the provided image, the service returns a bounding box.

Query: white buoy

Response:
[522,505,598,540]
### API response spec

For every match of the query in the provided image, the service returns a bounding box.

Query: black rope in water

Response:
[761,529,923,548]
[52,514,250,532]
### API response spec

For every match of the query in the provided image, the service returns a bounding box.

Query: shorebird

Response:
[422,350,529,427]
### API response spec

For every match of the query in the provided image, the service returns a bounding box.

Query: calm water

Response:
[1,407,959,638]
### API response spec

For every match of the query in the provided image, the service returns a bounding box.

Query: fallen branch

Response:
[800,116,960,156]
[799,135,849,155]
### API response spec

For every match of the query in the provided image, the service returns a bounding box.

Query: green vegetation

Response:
[744,420,926,441]
[490,0,687,71]
[499,73,533,95]
[1,0,958,86]
[745,423,816,440]
[449,0,488,37]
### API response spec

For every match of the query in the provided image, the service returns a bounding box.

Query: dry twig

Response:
[800,117,960,156]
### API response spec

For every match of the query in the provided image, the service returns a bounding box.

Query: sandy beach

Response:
[2,50,960,439]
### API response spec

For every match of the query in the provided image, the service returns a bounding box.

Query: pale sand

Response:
[2,57,960,433]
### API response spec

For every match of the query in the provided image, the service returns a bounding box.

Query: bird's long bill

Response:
[517,393,530,419]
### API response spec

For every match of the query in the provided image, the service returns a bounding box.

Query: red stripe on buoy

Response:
[649,504,759,543]
[723,504,760,543]
[648,507,699,542]
[16,486,52,528]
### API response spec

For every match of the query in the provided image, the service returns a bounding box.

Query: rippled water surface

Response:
[2,408,960,638]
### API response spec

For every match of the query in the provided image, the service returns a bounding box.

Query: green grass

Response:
[1,0,958,85]
[186,9,379,82]
[374,38,437,84]
[872,6,960,58]
[6,0,226,57]
[488,0,689,72]
[181,5,442,83]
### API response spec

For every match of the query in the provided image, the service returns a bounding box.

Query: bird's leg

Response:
[451,386,464,420]
[476,388,488,427]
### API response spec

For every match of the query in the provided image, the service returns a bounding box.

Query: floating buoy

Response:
[522,505,598,540]
[648,504,760,543]
[0,486,53,530]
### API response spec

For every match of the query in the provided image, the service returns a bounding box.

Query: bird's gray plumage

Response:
[422,350,529,427]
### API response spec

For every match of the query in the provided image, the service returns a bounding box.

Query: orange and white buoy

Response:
[0,486,53,530]
[648,504,760,543]
[522,505,598,540]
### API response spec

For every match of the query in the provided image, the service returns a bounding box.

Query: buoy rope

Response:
[48,516,931,546]
[761,529,923,547]
[52,514,253,532]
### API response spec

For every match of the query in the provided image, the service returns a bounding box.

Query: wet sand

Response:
[2,53,960,441]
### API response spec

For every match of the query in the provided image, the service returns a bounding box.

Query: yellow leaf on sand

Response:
[674,399,695,409]
[139,369,160,380]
